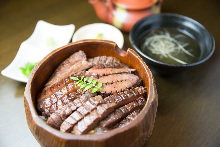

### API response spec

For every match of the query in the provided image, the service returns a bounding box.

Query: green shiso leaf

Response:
[71,76,105,93]
[98,82,102,88]
[84,84,93,91]
[91,87,99,93]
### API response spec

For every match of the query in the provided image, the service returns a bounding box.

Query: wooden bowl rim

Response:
[24,39,157,141]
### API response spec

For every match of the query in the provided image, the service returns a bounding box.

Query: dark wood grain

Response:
[0,0,220,147]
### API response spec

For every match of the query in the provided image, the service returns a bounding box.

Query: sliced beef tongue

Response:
[38,71,88,117]
[86,68,136,77]
[104,86,147,107]
[38,80,81,117]
[112,109,141,129]
[59,50,86,67]
[71,86,147,135]
[38,71,85,102]
[100,96,146,128]
[46,60,92,87]
[47,92,93,129]
[97,73,138,84]
[38,76,72,103]
[101,74,139,94]
[72,103,116,135]
[88,56,126,68]
[45,50,87,87]
[60,95,104,133]
[120,109,141,125]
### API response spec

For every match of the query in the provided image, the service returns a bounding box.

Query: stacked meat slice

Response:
[37,50,148,135]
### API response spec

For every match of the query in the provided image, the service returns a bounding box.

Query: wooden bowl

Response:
[24,40,158,147]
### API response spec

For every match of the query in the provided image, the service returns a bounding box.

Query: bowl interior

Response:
[130,13,215,67]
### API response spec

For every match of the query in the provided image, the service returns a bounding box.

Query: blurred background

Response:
[0,0,219,146]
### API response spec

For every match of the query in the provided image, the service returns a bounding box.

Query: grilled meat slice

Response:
[60,95,104,133]
[71,87,147,135]
[47,93,98,129]
[38,80,81,117]
[46,50,87,87]
[101,74,139,94]
[112,109,141,129]
[88,56,126,68]
[38,71,85,102]
[72,103,116,135]
[38,76,72,103]
[97,73,138,84]
[86,68,136,77]
[104,86,147,107]
[100,97,146,128]
[46,60,92,87]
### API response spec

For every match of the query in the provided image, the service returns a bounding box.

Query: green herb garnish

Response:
[20,62,38,78]
[71,76,104,93]
[96,33,104,40]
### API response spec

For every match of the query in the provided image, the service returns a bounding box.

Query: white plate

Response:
[1,20,75,83]
[72,23,124,49]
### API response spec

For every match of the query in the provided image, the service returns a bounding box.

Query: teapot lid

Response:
[113,0,157,10]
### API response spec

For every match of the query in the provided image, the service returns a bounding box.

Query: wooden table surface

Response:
[0,0,219,146]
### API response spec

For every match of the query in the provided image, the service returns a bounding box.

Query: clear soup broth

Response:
[139,28,201,64]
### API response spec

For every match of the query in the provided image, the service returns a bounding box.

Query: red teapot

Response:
[89,0,163,32]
